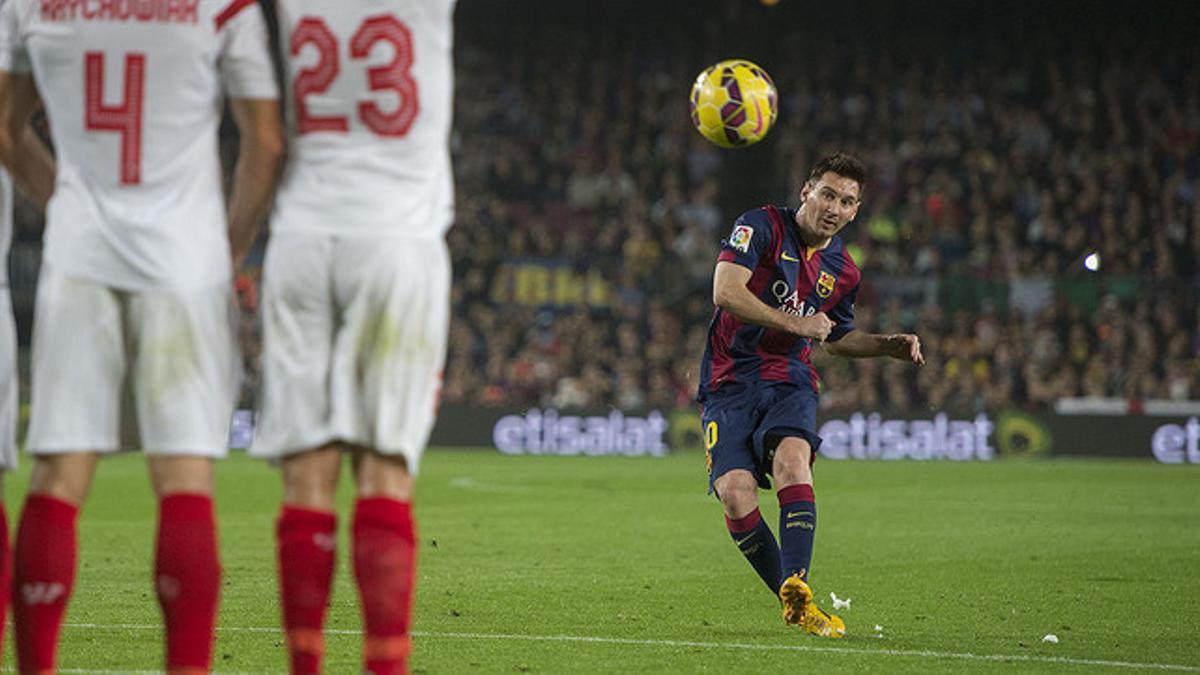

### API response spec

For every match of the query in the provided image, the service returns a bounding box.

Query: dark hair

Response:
[808,152,867,189]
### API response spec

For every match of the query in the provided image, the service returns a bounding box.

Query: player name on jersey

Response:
[40,0,199,23]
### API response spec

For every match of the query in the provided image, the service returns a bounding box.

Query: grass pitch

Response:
[2,449,1198,673]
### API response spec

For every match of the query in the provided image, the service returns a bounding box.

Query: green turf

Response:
[2,450,1198,673]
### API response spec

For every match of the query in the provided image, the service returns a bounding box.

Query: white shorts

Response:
[26,267,239,457]
[0,287,17,470]
[250,234,450,474]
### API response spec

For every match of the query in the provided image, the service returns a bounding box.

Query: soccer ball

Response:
[689,59,778,148]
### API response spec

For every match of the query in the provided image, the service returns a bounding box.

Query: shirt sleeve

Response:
[716,211,773,270]
[0,0,31,74]
[825,283,858,342]
[217,0,279,100]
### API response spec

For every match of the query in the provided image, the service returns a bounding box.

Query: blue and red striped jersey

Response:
[698,205,861,401]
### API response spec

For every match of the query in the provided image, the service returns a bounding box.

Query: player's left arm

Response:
[824,329,925,364]
[219,0,283,269]
[818,280,924,363]
[0,70,54,207]
[226,96,283,269]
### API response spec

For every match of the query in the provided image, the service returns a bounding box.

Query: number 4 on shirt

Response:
[292,15,419,137]
[85,51,145,186]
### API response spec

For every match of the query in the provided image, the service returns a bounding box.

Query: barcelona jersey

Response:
[698,206,861,401]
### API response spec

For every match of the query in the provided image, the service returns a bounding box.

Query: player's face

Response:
[799,172,862,239]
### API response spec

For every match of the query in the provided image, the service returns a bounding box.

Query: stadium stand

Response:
[8,0,1198,416]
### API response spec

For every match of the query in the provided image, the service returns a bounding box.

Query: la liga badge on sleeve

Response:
[729,225,753,252]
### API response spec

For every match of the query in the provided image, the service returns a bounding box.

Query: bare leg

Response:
[283,444,343,510]
[29,452,100,505]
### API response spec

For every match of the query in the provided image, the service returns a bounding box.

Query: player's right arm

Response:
[713,261,834,340]
[0,0,53,205]
[217,0,284,269]
[0,69,54,208]
[226,97,283,269]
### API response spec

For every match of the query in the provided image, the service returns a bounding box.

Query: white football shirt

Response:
[0,169,9,278]
[0,167,12,470]
[0,0,278,290]
[273,0,456,239]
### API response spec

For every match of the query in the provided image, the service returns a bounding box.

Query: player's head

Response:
[797,152,866,241]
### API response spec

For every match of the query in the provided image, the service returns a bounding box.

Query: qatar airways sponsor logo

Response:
[1151,417,1200,464]
[819,412,995,461]
[493,408,669,457]
[771,280,818,318]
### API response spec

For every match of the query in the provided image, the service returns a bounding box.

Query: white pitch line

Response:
[447,476,538,494]
[63,623,1200,672]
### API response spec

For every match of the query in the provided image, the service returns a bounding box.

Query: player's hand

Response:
[795,312,835,341]
[233,272,257,313]
[886,334,924,364]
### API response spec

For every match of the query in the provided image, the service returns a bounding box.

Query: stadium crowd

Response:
[440,1,1199,414]
[9,1,1200,415]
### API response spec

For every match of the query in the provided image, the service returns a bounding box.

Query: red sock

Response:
[278,505,337,675]
[353,498,417,675]
[156,493,221,673]
[12,494,78,674]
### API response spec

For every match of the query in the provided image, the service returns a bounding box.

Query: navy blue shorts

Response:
[701,382,822,494]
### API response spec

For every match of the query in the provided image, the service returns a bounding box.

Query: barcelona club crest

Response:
[816,270,836,298]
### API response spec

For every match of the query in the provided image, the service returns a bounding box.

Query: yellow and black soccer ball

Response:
[689,59,778,148]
